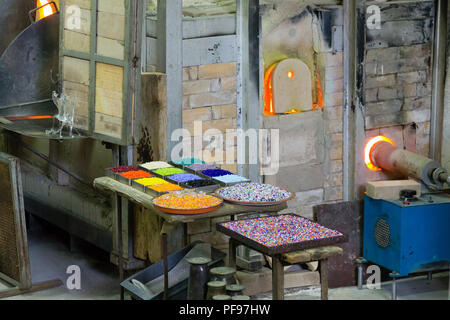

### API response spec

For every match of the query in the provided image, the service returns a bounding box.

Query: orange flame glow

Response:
[312,73,324,110]
[364,135,395,171]
[264,63,324,116]
[36,0,56,21]
[6,115,54,121]
[264,63,277,116]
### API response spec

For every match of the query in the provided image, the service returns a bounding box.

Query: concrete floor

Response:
[1,217,448,300]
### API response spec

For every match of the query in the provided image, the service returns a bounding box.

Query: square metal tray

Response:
[210,176,251,187]
[105,168,117,179]
[116,174,134,186]
[131,179,147,193]
[216,214,348,256]
[144,186,169,197]
[190,184,221,193]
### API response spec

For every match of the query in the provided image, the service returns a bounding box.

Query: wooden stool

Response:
[282,246,343,300]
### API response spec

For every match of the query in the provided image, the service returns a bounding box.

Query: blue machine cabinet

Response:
[363,194,450,276]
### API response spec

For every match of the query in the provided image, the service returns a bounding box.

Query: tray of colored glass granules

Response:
[145,183,185,195]
[150,167,189,179]
[164,172,219,192]
[106,166,139,179]
[152,191,223,215]
[138,161,174,172]
[214,182,295,206]
[169,158,206,167]
[192,168,251,187]
[106,166,153,186]
[131,177,168,192]
[216,214,347,255]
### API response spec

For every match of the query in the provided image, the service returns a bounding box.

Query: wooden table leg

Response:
[116,195,125,301]
[162,233,169,300]
[182,223,188,248]
[320,258,329,300]
[272,255,284,300]
[228,238,237,268]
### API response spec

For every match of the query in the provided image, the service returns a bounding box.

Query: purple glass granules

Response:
[220,215,343,248]
[169,173,203,183]
[187,164,218,172]
[201,169,233,178]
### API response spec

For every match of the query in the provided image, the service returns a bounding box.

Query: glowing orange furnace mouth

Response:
[364,135,395,171]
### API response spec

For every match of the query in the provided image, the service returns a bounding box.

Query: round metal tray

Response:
[152,197,223,215]
[214,185,295,207]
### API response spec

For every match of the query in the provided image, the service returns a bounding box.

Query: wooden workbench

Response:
[93,176,288,300]
[94,177,287,224]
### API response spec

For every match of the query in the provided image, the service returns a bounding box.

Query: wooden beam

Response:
[0,280,62,299]
[157,0,183,159]
[320,258,329,300]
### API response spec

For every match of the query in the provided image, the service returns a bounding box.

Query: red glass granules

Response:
[109,166,139,173]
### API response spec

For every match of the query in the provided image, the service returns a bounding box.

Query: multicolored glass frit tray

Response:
[216,214,347,255]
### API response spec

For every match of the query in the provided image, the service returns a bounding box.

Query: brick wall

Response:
[181,62,238,246]
[321,51,344,203]
[261,6,345,219]
[363,2,434,182]
[182,62,238,173]
[365,43,432,135]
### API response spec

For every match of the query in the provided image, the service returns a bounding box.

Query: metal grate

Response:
[0,160,20,281]
[0,153,30,289]
[374,218,391,248]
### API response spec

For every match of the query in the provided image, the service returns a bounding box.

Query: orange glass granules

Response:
[161,184,184,191]
[148,184,184,193]
[153,192,222,210]
[121,170,152,179]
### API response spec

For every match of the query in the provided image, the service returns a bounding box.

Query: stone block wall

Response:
[182,62,238,174]
[260,2,346,220]
[365,44,432,134]
[274,50,345,219]
[181,62,238,246]
[363,2,434,182]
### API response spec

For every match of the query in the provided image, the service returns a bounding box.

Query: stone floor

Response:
[1,216,449,300]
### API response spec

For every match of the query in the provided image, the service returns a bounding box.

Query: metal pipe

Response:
[357,264,364,290]
[372,141,448,189]
[343,0,357,201]
[0,99,52,110]
[391,277,397,301]
[430,0,448,162]
[19,139,92,188]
